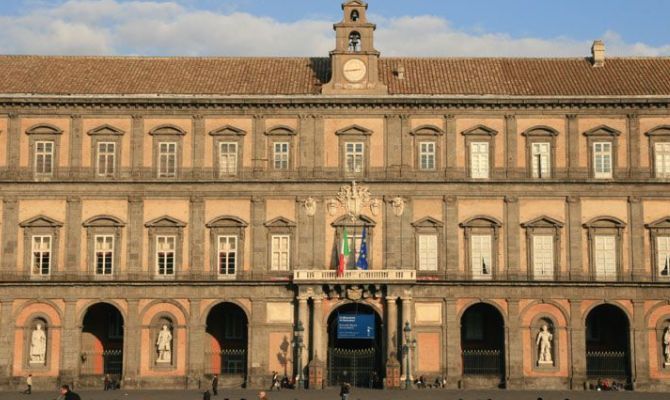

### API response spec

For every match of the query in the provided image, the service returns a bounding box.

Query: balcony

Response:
[292,269,416,283]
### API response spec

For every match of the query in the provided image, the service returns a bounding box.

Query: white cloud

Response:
[0,0,668,57]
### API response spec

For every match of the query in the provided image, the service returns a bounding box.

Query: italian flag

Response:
[338,227,350,277]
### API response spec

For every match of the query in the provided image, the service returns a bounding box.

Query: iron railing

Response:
[328,347,377,387]
[204,349,247,375]
[586,351,628,378]
[80,349,123,375]
[462,349,504,376]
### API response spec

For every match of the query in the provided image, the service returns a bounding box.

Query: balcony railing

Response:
[292,269,416,283]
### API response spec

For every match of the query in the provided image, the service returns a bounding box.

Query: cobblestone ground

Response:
[3,389,670,400]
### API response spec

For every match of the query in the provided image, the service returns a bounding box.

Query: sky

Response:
[0,0,668,57]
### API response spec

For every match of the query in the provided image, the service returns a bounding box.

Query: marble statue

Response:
[664,326,670,365]
[156,324,173,364]
[536,324,553,365]
[29,323,47,364]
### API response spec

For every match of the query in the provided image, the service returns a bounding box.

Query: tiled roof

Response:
[0,55,669,97]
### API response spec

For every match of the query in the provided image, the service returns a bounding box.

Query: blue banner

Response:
[337,314,375,339]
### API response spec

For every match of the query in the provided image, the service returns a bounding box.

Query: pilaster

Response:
[126,196,144,278]
[444,299,461,388]
[313,116,324,178]
[187,299,204,388]
[385,115,402,177]
[401,198,413,269]
[65,196,82,278]
[569,299,586,389]
[632,300,649,388]
[505,196,521,280]
[296,197,314,269]
[1,197,19,277]
[506,299,523,388]
[123,299,140,388]
[628,113,644,178]
[444,115,458,178]
[252,115,266,176]
[384,196,401,269]
[192,115,205,179]
[505,114,520,178]
[0,299,13,383]
[313,197,326,269]
[59,299,79,385]
[444,196,460,279]
[189,196,205,278]
[131,115,144,178]
[567,196,584,281]
[400,115,412,176]
[69,115,83,178]
[251,196,267,275]
[629,196,646,281]
[567,114,586,179]
[298,114,315,177]
[7,113,20,171]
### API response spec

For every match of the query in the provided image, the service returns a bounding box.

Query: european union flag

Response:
[356,226,369,270]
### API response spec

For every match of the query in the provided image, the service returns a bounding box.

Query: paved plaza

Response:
[4,389,670,400]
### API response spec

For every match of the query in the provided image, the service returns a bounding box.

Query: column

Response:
[400,115,412,176]
[444,196,460,279]
[64,196,82,278]
[7,113,20,171]
[252,115,266,176]
[506,299,523,388]
[400,295,413,380]
[122,299,140,388]
[632,300,649,389]
[69,115,83,178]
[1,197,19,277]
[312,296,324,361]
[131,115,144,178]
[505,114,519,178]
[192,115,205,179]
[0,299,13,383]
[444,115,458,178]
[444,299,461,388]
[189,196,205,278]
[569,299,586,389]
[59,299,79,384]
[567,196,584,281]
[251,197,266,277]
[629,197,646,281]
[187,299,204,388]
[505,196,521,280]
[385,115,402,177]
[126,196,144,278]
[386,296,398,360]
[297,296,309,385]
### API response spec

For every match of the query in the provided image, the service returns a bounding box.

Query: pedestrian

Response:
[270,371,280,391]
[23,374,32,394]
[339,381,351,400]
[103,374,111,391]
[211,374,219,396]
[59,384,81,400]
[258,390,269,400]
[203,390,211,400]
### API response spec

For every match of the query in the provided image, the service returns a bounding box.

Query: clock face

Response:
[343,59,367,82]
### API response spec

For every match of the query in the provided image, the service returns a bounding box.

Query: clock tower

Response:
[322,0,388,95]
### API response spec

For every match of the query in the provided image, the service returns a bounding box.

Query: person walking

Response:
[103,374,111,391]
[339,381,351,400]
[23,374,32,394]
[59,385,81,400]
[211,374,219,396]
[202,390,211,400]
[270,371,280,391]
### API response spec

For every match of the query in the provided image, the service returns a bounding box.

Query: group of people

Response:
[414,375,447,389]
[269,371,296,390]
[595,378,625,391]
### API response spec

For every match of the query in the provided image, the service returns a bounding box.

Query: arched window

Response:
[348,31,361,52]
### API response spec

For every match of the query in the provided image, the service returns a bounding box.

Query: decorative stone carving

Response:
[29,323,47,364]
[536,324,553,366]
[326,199,339,217]
[156,324,173,364]
[346,285,364,301]
[336,181,372,221]
[391,196,405,217]
[369,198,382,217]
[303,197,317,217]
[664,326,670,366]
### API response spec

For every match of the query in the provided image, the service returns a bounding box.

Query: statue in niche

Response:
[29,323,47,364]
[536,324,553,365]
[663,326,670,365]
[156,324,173,364]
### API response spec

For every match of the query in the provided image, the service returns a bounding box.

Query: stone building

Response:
[2,0,670,392]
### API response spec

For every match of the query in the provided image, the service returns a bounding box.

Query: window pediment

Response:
[646,217,670,230]
[410,125,444,136]
[583,125,621,137]
[412,216,444,229]
[20,215,63,228]
[83,215,125,228]
[145,215,187,228]
[331,214,376,227]
[206,216,249,229]
[522,125,559,137]
[344,0,366,6]
[460,216,502,228]
[87,124,125,136]
[335,124,373,136]
[148,124,186,136]
[645,125,670,137]
[461,125,498,137]
[209,125,246,136]
[264,216,296,228]
[522,216,564,228]
[583,216,626,229]
[265,125,296,136]
[26,123,63,135]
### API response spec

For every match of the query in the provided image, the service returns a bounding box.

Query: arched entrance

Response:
[205,302,249,387]
[460,303,506,383]
[327,303,382,387]
[80,303,124,382]
[585,304,631,383]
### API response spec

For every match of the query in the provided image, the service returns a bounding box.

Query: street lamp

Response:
[402,321,417,389]
[293,320,305,389]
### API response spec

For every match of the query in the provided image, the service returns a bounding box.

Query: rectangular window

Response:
[531,142,551,178]
[96,142,116,177]
[593,142,612,178]
[470,142,489,179]
[345,142,365,174]
[532,235,554,280]
[657,236,670,278]
[594,235,616,280]
[419,142,436,170]
[158,142,177,177]
[35,141,54,176]
[156,235,176,276]
[418,234,438,271]
[219,142,238,176]
[655,142,670,178]
[218,235,237,276]
[31,235,52,276]
[270,235,290,271]
[94,235,114,275]
[470,234,492,280]
[273,142,289,170]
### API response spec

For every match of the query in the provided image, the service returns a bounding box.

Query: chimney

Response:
[395,64,405,80]
[591,40,605,67]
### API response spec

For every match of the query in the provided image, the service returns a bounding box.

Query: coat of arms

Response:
[336,181,371,221]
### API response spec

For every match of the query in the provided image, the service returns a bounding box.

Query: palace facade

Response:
[2,0,670,392]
